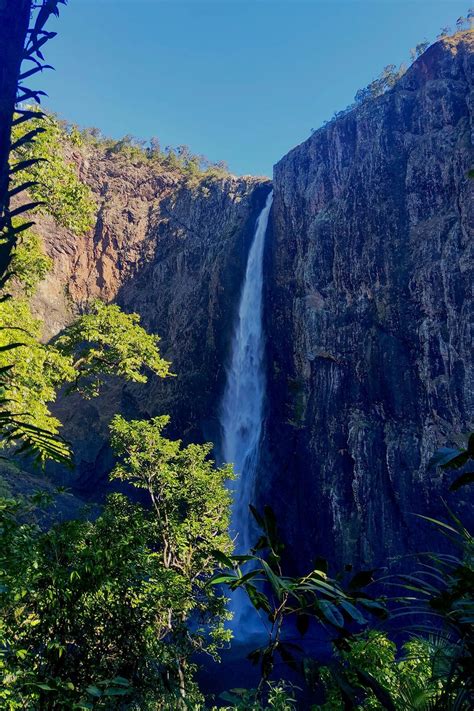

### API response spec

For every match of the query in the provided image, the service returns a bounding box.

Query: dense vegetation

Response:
[58,118,231,182]
[0,3,472,709]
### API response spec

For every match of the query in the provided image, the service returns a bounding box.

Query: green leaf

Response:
[245,583,271,613]
[209,574,238,585]
[358,598,387,619]
[319,599,344,628]
[263,505,277,543]
[313,556,328,574]
[10,127,46,151]
[429,446,468,470]
[103,688,129,696]
[247,648,262,666]
[0,342,26,352]
[10,157,47,175]
[235,570,259,585]
[249,504,265,529]
[261,559,283,597]
[339,599,367,624]
[296,612,310,635]
[219,691,242,703]
[278,642,300,672]
[85,686,102,698]
[450,471,474,491]
[212,550,234,568]
[414,515,460,535]
[353,667,397,711]
[9,202,44,218]
[467,433,474,455]
[32,683,54,691]
[109,677,130,687]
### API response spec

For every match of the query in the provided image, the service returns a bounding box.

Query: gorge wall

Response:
[262,32,473,568]
[34,32,473,567]
[32,149,271,493]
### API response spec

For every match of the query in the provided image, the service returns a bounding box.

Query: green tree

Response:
[6,227,52,295]
[11,110,96,235]
[315,632,445,710]
[109,416,234,675]
[0,416,234,708]
[0,298,170,463]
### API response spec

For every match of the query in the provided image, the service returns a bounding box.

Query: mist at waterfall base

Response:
[219,190,273,640]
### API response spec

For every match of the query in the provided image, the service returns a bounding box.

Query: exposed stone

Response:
[30,146,271,494]
[263,32,473,569]
[31,33,473,570]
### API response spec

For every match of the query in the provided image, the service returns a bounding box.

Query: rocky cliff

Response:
[263,31,473,568]
[32,32,472,568]
[31,146,270,493]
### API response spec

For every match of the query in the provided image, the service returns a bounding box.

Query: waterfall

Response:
[219,189,273,635]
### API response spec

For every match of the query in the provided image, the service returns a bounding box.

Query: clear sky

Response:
[36,0,469,177]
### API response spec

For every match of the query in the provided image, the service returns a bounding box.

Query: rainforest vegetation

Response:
[0,1,472,709]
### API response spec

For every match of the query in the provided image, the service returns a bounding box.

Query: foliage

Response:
[109,414,234,635]
[0,298,74,463]
[70,126,230,182]
[315,632,445,710]
[298,437,474,710]
[0,414,233,708]
[0,0,69,464]
[428,433,474,491]
[393,511,474,708]
[0,298,170,463]
[7,225,52,295]
[212,506,386,694]
[217,681,298,710]
[11,110,96,235]
[54,300,172,397]
[316,17,473,131]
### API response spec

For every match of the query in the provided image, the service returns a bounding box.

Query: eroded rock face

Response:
[31,148,271,493]
[263,32,473,569]
[35,33,472,570]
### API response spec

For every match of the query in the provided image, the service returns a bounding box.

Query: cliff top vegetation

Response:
[59,117,233,183]
[313,18,473,132]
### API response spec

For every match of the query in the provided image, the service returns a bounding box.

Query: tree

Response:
[0,298,171,463]
[213,506,387,701]
[10,110,96,235]
[438,26,452,39]
[0,1,71,465]
[410,40,430,62]
[0,0,31,236]
[0,417,234,708]
[109,415,234,675]
[0,0,67,282]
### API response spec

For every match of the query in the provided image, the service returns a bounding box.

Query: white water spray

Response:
[219,190,273,633]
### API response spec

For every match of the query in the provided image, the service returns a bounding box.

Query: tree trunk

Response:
[0,0,31,220]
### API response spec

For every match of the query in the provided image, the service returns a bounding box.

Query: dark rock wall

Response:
[263,32,473,569]
[32,33,473,570]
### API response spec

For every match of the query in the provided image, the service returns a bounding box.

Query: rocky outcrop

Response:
[32,32,473,570]
[31,146,271,493]
[263,32,473,568]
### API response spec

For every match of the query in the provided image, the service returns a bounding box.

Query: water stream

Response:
[219,189,273,634]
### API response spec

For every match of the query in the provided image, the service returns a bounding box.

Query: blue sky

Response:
[37,0,469,176]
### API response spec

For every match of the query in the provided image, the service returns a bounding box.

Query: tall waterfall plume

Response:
[219,189,273,632]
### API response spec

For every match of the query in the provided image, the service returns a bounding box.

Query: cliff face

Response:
[31,148,270,493]
[32,33,473,568]
[263,32,473,568]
